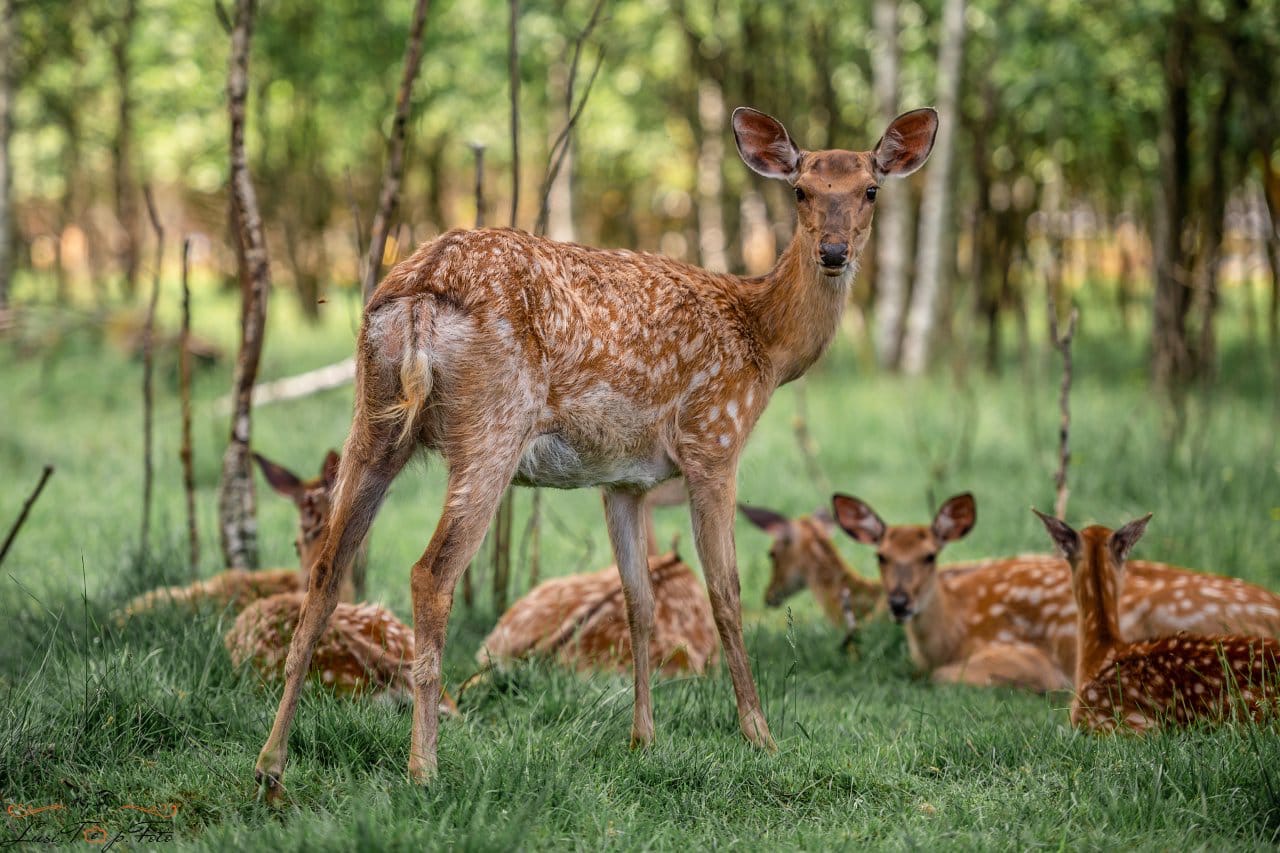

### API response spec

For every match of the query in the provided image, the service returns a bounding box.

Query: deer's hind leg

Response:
[932,642,1070,693]
[408,441,529,782]
[254,359,419,800]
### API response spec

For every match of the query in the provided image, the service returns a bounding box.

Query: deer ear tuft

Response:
[732,108,803,181]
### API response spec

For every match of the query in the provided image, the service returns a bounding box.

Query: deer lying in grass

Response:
[253,104,940,795]
[738,504,883,643]
[1034,511,1280,732]
[225,593,459,715]
[831,493,1280,691]
[115,451,362,622]
[477,549,719,676]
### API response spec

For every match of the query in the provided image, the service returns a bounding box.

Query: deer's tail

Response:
[370,298,432,446]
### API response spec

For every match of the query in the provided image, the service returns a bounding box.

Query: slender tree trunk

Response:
[111,0,139,298]
[0,0,12,311]
[218,0,271,571]
[695,78,729,273]
[1260,146,1280,348]
[900,0,967,375]
[1152,6,1194,387]
[1191,79,1232,378]
[871,0,910,368]
[545,60,576,243]
[361,0,432,304]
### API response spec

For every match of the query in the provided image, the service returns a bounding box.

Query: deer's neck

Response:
[907,577,965,668]
[746,235,853,386]
[1073,545,1123,683]
[807,535,878,626]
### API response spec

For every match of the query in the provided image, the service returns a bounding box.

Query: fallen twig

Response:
[0,465,54,568]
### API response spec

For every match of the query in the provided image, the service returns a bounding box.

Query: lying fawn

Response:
[738,504,883,641]
[115,451,363,622]
[254,104,940,794]
[832,493,1280,691]
[477,550,719,676]
[1034,511,1280,732]
[225,593,459,715]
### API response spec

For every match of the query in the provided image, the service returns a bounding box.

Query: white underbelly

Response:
[513,433,677,490]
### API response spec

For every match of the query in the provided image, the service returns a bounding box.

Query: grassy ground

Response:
[2,278,1279,849]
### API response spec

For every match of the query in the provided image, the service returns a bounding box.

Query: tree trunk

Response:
[361,0,432,304]
[111,0,139,298]
[695,78,728,273]
[1191,78,1233,378]
[218,0,271,571]
[1151,7,1194,387]
[871,0,911,368]
[0,0,11,311]
[1262,160,1280,348]
[545,61,576,243]
[900,0,967,375]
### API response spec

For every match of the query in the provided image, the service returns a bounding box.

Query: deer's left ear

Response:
[1032,508,1080,561]
[733,107,803,181]
[873,108,938,178]
[321,450,341,489]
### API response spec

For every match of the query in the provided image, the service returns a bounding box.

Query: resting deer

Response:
[477,550,718,676]
[225,593,459,715]
[738,504,883,642]
[831,493,1280,691]
[253,105,940,795]
[1034,511,1280,732]
[115,451,363,622]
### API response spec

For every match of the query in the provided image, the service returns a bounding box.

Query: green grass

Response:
[2,277,1279,849]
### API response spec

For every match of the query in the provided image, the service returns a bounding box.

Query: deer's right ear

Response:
[738,503,789,537]
[1032,508,1080,561]
[832,494,886,545]
[321,450,341,489]
[1109,513,1152,567]
[254,452,303,500]
[732,108,803,181]
[873,108,938,178]
[932,493,976,543]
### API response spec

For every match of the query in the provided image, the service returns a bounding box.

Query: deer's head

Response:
[832,492,975,622]
[739,504,837,607]
[732,106,938,276]
[1033,510,1151,625]
[254,450,341,572]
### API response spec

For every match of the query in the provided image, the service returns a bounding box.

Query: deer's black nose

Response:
[887,591,911,620]
[819,242,848,268]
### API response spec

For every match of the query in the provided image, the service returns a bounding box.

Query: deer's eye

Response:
[924,553,936,565]
[794,187,806,202]
[876,554,887,566]
[866,186,878,202]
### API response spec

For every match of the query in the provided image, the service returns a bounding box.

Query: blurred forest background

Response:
[3,0,1278,383]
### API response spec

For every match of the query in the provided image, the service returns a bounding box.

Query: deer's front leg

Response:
[686,474,776,751]
[603,487,656,748]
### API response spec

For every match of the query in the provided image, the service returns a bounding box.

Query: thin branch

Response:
[1048,295,1079,520]
[179,235,199,578]
[791,379,831,497]
[469,142,487,229]
[361,0,433,303]
[508,0,520,228]
[140,185,164,556]
[0,465,54,568]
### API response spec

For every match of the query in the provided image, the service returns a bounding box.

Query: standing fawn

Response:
[477,550,719,676]
[738,504,883,642]
[831,493,1280,691]
[253,104,940,795]
[115,451,363,622]
[1034,511,1280,732]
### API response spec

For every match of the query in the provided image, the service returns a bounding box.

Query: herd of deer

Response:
[116,105,1279,797]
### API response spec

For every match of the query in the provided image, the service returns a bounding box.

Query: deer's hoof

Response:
[741,711,777,752]
[253,768,285,805]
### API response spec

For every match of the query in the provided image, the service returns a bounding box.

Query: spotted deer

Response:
[738,504,883,642]
[114,451,365,622]
[1034,511,1280,732]
[253,105,940,795]
[476,550,719,676]
[225,593,459,715]
[832,492,1280,691]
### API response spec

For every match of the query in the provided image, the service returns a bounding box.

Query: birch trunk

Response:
[871,0,910,368]
[696,78,728,273]
[0,0,11,311]
[900,0,967,375]
[218,0,271,570]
